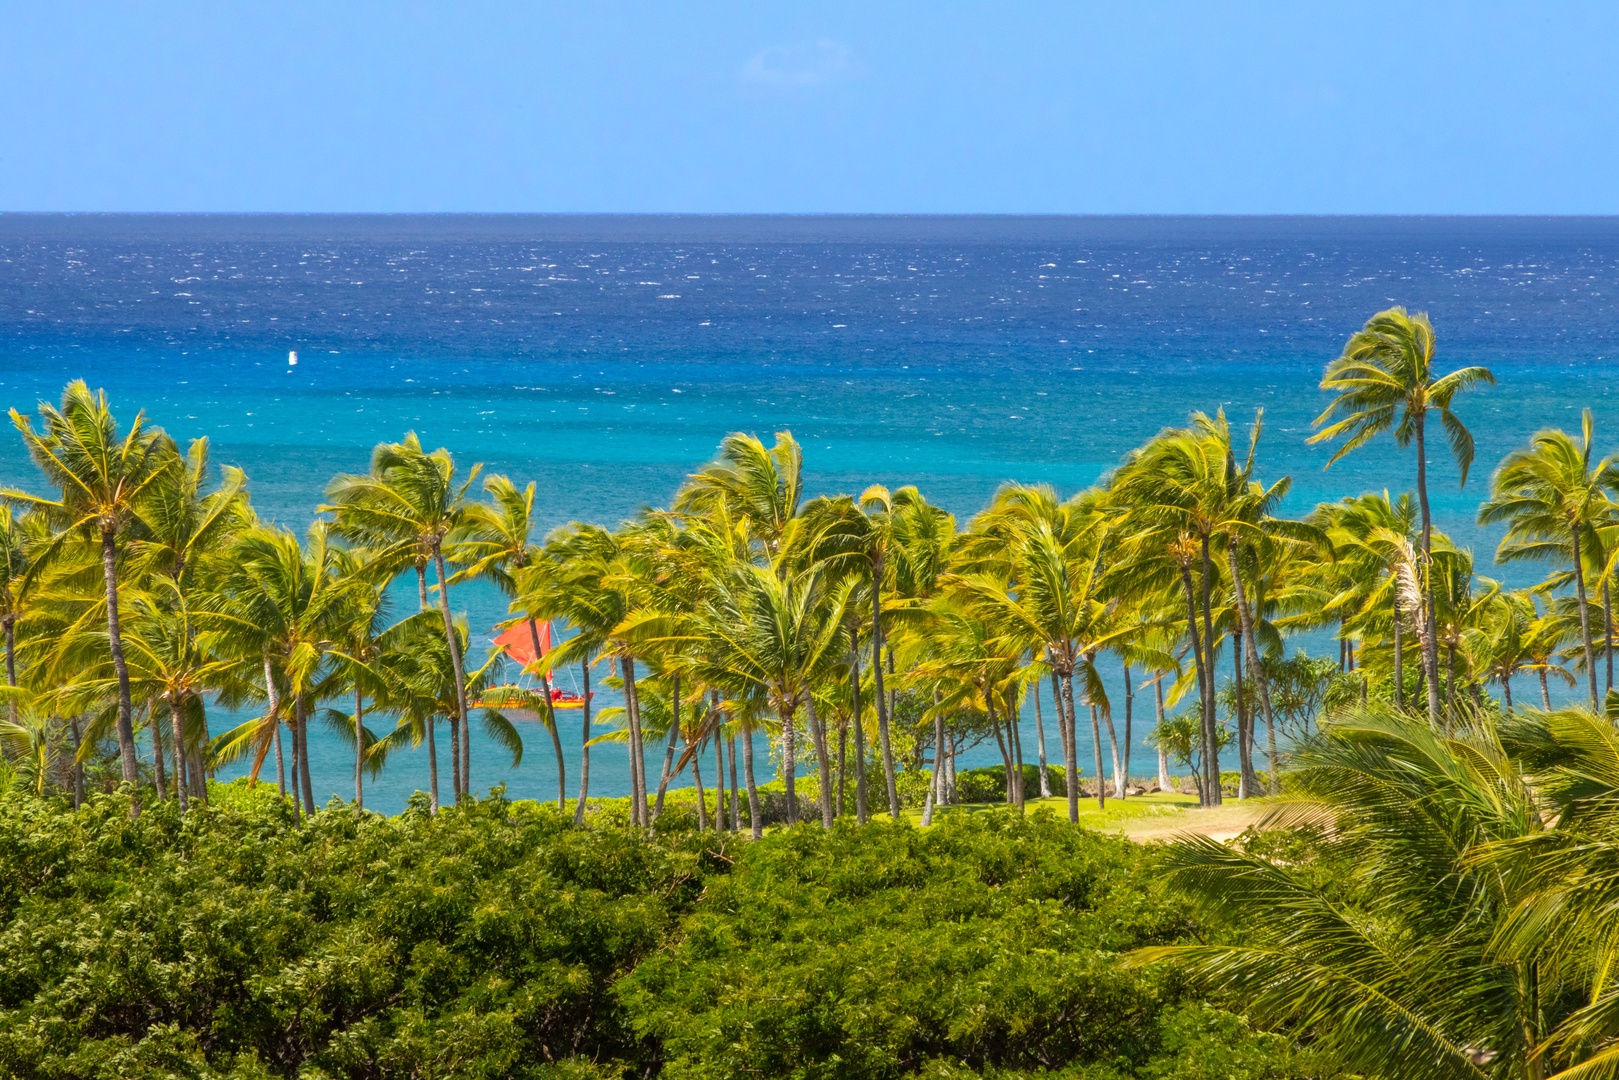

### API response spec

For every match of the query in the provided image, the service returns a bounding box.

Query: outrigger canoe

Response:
[479,619,592,714]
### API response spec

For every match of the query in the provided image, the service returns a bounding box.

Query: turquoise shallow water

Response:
[3,215,1618,809]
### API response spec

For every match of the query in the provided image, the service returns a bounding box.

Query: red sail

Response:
[492,619,552,668]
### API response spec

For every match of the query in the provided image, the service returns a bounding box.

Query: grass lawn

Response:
[900,791,1267,842]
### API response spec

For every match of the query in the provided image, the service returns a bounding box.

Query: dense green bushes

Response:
[0,788,1331,1079]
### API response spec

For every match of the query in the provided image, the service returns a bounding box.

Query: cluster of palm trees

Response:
[5,306,1619,828]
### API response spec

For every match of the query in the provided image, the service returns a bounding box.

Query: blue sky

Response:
[2,1,1616,213]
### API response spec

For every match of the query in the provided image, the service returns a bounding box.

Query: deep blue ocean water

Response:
[3,214,1618,810]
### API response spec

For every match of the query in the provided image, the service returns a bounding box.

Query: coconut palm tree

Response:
[454,474,569,808]
[3,381,174,814]
[1310,308,1495,726]
[1479,409,1619,709]
[324,433,481,801]
[208,524,352,820]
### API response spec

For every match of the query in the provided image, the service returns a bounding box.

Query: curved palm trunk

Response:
[1100,689,1123,800]
[1155,676,1173,792]
[743,720,762,839]
[573,659,591,824]
[1179,567,1218,807]
[1197,539,1222,804]
[1413,419,1444,727]
[526,618,566,811]
[870,576,901,819]
[1089,703,1106,810]
[1604,578,1613,695]
[621,656,649,827]
[1121,663,1134,800]
[265,655,285,799]
[691,733,707,831]
[807,693,834,827]
[101,526,140,813]
[1393,588,1405,710]
[353,685,365,809]
[988,704,1012,805]
[1233,628,1254,799]
[1572,526,1601,709]
[1033,678,1052,797]
[150,704,167,802]
[848,627,870,824]
[1059,669,1080,822]
[431,546,472,801]
[170,694,188,814]
[651,675,681,823]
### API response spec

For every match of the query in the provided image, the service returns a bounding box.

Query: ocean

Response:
[2,213,1617,811]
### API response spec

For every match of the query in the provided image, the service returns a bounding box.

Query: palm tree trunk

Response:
[692,733,707,831]
[1180,567,1218,807]
[728,728,740,833]
[835,713,847,818]
[151,705,168,801]
[1573,526,1601,709]
[870,579,901,819]
[848,627,870,824]
[1197,539,1222,803]
[287,715,302,825]
[1009,695,1025,809]
[945,728,958,802]
[1502,677,1514,712]
[1155,676,1172,792]
[526,618,566,811]
[70,716,83,809]
[192,700,211,803]
[1122,663,1134,800]
[1033,677,1052,797]
[431,546,472,800]
[170,694,188,814]
[1540,669,1552,710]
[1393,589,1405,710]
[1051,670,1072,807]
[1414,417,1443,727]
[621,656,649,827]
[651,674,680,823]
[1233,627,1254,799]
[101,526,140,813]
[807,693,834,827]
[1059,669,1080,822]
[1604,577,1613,695]
[425,715,439,814]
[296,695,315,815]
[744,720,762,839]
[781,703,798,825]
[573,659,591,825]
[354,685,365,809]
[447,700,462,804]
[714,731,727,831]
[923,709,945,825]
[1101,697,1123,800]
[1089,702,1106,810]
[416,562,429,611]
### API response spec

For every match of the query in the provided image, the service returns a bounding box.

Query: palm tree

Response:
[3,381,173,814]
[0,507,30,698]
[209,524,351,819]
[325,433,480,801]
[454,475,569,808]
[1310,308,1495,725]
[1138,704,1619,1079]
[1479,409,1619,709]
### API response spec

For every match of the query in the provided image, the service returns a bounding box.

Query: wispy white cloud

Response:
[740,39,852,87]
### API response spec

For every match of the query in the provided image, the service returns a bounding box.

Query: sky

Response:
[1,2,1616,214]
